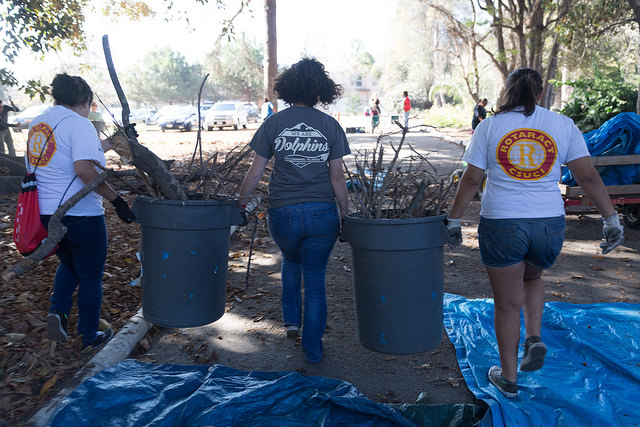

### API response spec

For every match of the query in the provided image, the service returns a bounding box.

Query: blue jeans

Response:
[478,216,565,269]
[42,215,107,347]
[268,202,340,363]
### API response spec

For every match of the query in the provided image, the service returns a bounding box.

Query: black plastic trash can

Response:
[341,214,447,354]
[133,197,243,327]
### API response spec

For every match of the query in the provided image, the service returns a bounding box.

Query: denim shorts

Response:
[478,216,565,269]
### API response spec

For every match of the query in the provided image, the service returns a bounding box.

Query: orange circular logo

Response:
[27,123,57,167]
[496,128,557,180]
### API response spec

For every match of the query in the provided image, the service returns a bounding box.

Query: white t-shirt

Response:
[26,105,106,216]
[463,106,590,219]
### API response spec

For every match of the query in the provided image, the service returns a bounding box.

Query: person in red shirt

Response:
[403,91,411,129]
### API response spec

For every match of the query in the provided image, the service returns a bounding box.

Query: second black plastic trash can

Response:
[341,214,448,354]
[133,197,243,327]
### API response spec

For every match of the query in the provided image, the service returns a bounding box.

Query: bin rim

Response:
[344,213,446,226]
[135,195,237,207]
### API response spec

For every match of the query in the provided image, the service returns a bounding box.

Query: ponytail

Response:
[495,68,543,116]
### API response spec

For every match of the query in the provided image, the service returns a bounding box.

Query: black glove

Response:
[239,210,249,227]
[110,195,136,224]
[338,217,347,242]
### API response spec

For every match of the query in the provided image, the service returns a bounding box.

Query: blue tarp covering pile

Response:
[48,360,486,426]
[49,294,640,426]
[443,294,640,427]
[561,112,640,186]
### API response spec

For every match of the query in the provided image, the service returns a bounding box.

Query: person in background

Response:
[88,101,106,135]
[472,98,488,133]
[238,58,350,364]
[370,102,380,132]
[27,73,136,350]
[446,68,623,398]
[402,91,411,129]
[0,98,20,156]
[261,98,274,121]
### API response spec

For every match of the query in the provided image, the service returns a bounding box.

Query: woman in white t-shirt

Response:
[445,68,623,398]
[28,73,136,350]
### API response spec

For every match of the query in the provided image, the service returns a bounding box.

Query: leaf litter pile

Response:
[0,149,265,424]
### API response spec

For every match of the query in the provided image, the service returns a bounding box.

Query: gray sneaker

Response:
[46,311,68,343]
[488,366,518,398]
[520,335,547,372]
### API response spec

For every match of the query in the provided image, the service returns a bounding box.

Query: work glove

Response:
[600,213,624,255]
[110,195,136,224]
[238,203,249,227]
[445,216,462,247]
[338,217,347,242]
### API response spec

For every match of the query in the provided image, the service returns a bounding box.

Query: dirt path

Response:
[129,125,639,406]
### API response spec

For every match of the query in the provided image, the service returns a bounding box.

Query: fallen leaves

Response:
[38,372,59,396]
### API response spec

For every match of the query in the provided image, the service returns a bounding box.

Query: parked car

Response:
[131,108,157,125]
[8,104,52,130]
[204,101,248,131]
[157,105,198,132]
[244,102,259,123]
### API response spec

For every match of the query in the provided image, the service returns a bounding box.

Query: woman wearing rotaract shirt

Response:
[238,58,350,364]
[445,68,623,398]
[28,73,136,350]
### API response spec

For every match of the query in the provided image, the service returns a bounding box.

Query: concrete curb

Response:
[29,197,261,426]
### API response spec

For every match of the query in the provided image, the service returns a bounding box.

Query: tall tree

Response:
[264,0,277,110]
[206,36,264,101]
[425,0,573,107]
[123,49,203,105]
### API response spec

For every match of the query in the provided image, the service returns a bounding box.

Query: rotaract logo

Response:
[496,128,557,180]
[27,123,57,167]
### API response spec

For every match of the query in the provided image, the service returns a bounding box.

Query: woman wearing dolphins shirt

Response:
[446,68,623,398]
[238,58,350,364]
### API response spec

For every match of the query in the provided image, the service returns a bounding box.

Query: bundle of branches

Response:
[345,123,458,219]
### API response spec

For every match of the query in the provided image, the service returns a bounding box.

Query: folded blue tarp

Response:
[48,359,487,426]
[443,293,640,427]
[561,112,640,186]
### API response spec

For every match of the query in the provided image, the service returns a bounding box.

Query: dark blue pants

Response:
[42,215,107,347]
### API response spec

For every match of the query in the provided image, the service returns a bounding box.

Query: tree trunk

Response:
[540,36,560,109]
[264,0,277,111]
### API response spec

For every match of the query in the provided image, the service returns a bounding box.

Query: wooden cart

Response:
[560,154,640,228]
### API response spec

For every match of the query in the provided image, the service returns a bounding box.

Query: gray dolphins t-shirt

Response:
[249,106,351,209]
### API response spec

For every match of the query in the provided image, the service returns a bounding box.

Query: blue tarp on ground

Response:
[48,359,487,426]
[443,293,640,427]
[561,112,640,186]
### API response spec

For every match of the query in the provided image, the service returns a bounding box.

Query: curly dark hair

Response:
[51,73,93,107]
[495,68,543,116]
[274,58,342,108]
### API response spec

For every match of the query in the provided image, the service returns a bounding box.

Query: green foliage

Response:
[422,106,469,128]
[205,36,263,102]
[557,73,637,132]
[123,48,203,105]
[0,0,152,98]
[344,96,363,115]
